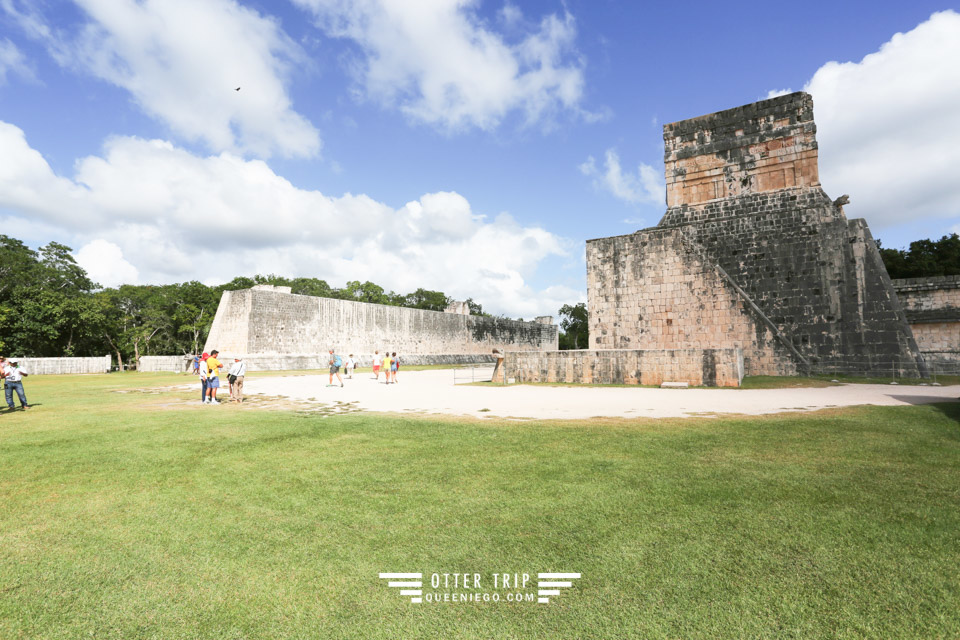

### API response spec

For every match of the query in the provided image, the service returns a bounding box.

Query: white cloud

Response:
[803,10,960,228]
[579,149,663,206]
[292,0,589,131]
[3,0,319,158]
[0,120,569,317]
[765,88,791,99]
[0,37,33,84]
[74,239,139,287]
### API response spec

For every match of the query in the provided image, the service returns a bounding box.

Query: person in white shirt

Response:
[228,357,247,404]
[372,350,383,381]
[1,357,30,410]
[198,352,209,404]
[344,354,355,379]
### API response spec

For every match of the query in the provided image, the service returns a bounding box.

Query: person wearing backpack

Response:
[328,349,344,387]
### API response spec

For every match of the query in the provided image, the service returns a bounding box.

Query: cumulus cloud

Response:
[292,0,589,131]
[803,10,960,228]
[0,120,569,317]
[74,239,139,287]
[579,149,663,206]
[2,0,320,158]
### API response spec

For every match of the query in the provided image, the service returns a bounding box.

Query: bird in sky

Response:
[235,87,240,91]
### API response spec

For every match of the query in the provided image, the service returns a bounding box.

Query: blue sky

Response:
[1,1,958,317]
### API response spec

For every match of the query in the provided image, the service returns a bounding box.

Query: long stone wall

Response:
[892,276,960,365]
[13,356,112,375]
[587,92,925,378]
[139,356,193,373]
[501,349,744,387]
[204,286,557,358]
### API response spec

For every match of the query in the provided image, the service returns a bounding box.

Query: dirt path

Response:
[240,369,960,420]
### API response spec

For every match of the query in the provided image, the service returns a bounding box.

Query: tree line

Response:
[0,235,483,368]
[877,233,960,280]
[8,232,947,362]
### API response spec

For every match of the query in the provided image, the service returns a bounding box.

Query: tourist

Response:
[228,357,246,404]
[198,352,209,404]
[382,352,393,384]
[192,354,200,375]
[391,352,399,384]
[206,350,224,404]
[1,357,30,411]
[344,354,355,379]
[372,350,382,380]
[328,349,344,387]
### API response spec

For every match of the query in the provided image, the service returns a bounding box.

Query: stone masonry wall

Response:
[892,276,960,365]
[14,356,112,375]
[587,227,796,376]
[204,287,557,358]
[663,92,819,208]
[587,92,924,378]
[661,192,922,373]
[503,349,744,387]
[139,356,193,373]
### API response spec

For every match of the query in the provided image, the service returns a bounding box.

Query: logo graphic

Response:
[536,572,581,604]
[378,571,581,605]
[378,573,423,603]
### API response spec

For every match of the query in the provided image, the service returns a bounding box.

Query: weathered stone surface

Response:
[139,355,192,373]
[204,286,557,359]
[13,356,112,375]
[664,92,820,208]
[892,276,960,365]
[498,348,744,387]
[588,92,925,377]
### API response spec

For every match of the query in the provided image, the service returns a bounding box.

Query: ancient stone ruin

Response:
[585,92,925,379]
[202,284,557,369]
[891,275,960,367]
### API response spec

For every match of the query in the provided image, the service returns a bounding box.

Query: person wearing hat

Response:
[1,357,30,410]
[198,352,209,404]
[227,356,247,403]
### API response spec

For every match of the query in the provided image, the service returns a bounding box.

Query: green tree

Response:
[403,288,450,311]
[558,303,588,350]
[879,234,960,279]
[289,277,333,298]
[465,298,486,316]
[343,280,388,304]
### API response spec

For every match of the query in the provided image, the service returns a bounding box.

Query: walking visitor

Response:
[1,357,30,410]
[382,352,393,384]
[372,350,382,380]
[328,349,344,387]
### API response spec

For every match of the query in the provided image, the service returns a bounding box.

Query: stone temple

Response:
[586,92,925,378]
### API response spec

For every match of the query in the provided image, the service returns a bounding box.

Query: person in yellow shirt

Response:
[382,352,393,385]
[205,350,224,404]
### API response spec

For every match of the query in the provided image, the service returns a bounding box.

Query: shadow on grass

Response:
[890,399,960,424]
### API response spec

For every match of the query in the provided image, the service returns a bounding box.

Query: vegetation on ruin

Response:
[558,302,589,349]
[1,373,958,638]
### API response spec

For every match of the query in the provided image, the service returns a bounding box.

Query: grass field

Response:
[1,373,959,638]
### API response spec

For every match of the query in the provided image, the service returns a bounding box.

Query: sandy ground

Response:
[240,368,960,420]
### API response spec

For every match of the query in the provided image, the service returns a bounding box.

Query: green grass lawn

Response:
[1,373,959,638]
